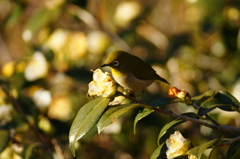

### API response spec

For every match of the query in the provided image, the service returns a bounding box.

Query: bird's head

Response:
[101,50,129,72]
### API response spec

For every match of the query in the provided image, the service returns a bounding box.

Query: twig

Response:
[52,138,65,159]
[215,136,240,147]
[192,103,220,126]
[120,93,240,132]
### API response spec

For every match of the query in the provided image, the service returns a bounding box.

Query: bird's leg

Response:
[123,89,135,98]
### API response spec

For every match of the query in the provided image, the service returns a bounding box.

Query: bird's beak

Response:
[100,64,109,68]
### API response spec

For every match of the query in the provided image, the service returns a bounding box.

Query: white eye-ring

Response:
[112,61,119,66]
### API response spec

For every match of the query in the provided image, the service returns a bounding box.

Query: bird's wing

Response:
[129,56,159,80]
[130,56,169,84]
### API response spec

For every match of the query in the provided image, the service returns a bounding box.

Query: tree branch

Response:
[192,102,220,126]
[215,136,240,147]
[120,93,240,132]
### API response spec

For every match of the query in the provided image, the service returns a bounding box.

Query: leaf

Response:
[97,104,139,134]
[69,97,110,156]
[208,146,220,159]
[216,91,240,112]
[229,145,240,159]
[198,91,240,116]
[25,9,55,32]
[227,140,240,158]
[198,106,216,116]
[150,142,166,159]
[187,139,217,159]
[150,97,175,107]
[5,5,22,28]
[192,90,216,104]
[0,129,10,153]
[157,119,184,145]
[25,142,41,159]
[133,108,154,134]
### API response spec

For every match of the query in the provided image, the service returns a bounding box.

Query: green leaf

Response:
[0,129,10,153]
[216,91,240,112]
[157,119,184,145]
[97,104,139,134]
[200,98,223,109]
[133,108,154,134]
[69,97,110,156]
[5,5,22,28]
[208,146,220,159]
[192,90,216,104]
[198,91,240,116]
[229,145,240,159]
[150,142,166,159]
[150,97,175,107]
[25,9,55,32]
[187,139,217,159]
[25,142,41,159]
[198,106,216,116]
[227,140,240,159]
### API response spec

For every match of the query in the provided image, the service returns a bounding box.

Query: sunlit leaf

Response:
[97,104,139,134]
[157,119,184,145]
[150,142,166,159]
[187,139,217,159]
[69,97,110,156]
[25,142,41,159]
[208,146,220,159]
[25,9,56,32]
[97,105,126,133]
[0,129,10,153]
[198,91,240,116]
[192,90,216,104]
[133,108,154,134]
[5,5,22,28]
[216,91,240,112]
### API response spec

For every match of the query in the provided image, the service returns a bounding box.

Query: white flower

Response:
[88,30,110,55]
[114,1,141,28]
[33,88,52,110]
[166,131,191,159]
[88,69,117,97]
[24,52,48,81]
[0,104,13,125]
[44,29,69,53]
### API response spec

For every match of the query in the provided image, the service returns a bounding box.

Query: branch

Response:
[120,93,240,132]
[215,136,240,147]
[192,103,220,126]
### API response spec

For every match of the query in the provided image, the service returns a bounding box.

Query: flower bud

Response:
[168,87,191,101]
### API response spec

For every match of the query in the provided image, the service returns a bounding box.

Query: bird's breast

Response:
[111,68,154,90]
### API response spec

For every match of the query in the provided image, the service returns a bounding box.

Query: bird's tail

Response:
[157,76,170,85]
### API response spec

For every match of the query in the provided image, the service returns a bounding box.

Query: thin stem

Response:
[192,103,220,126]
[215,136,240,147]
[120,93,240,132]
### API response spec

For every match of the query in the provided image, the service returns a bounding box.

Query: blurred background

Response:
[0,0,240,158]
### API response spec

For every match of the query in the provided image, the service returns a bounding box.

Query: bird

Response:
[100,50,169,91]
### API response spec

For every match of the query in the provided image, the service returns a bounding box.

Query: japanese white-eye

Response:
[101,50,169,90]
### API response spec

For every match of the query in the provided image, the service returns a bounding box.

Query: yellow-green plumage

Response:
[101,50,169,90]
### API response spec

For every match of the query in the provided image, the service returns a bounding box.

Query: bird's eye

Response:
[112,61,119,66]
